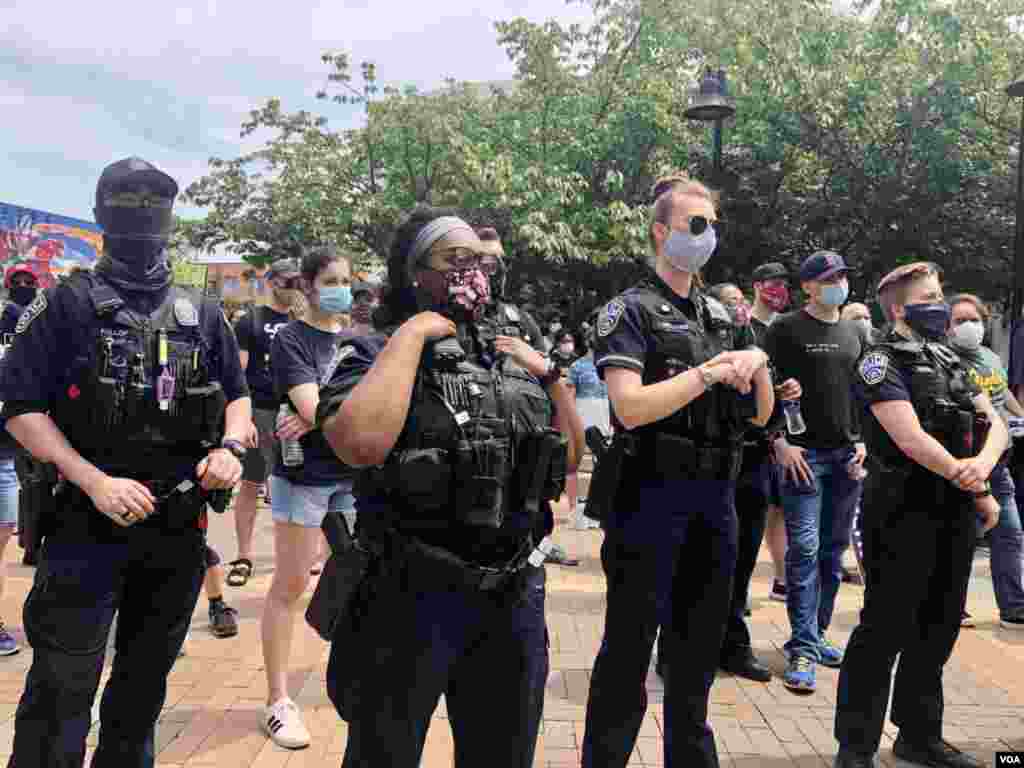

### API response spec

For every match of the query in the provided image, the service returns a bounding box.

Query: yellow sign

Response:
[173,261,207,287]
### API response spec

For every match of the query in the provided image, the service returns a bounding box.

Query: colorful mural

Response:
[0,202,103,288]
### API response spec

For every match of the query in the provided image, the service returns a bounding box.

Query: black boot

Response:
[833,748,878,768]
[720,648,772,682]
[892,735,983,768]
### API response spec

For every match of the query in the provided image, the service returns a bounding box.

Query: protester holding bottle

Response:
[259,244,356,750]
[763,251,865,694]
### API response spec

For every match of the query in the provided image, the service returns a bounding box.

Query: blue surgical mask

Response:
[318,285,352,314]
[664,225,717,273]
[819,282,849,307]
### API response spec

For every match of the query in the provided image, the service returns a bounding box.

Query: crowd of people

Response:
[0,158,1019,768]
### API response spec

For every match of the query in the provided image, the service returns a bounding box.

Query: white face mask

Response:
[950,320,984,351]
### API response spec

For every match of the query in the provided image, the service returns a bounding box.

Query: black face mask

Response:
[9,285,36,306]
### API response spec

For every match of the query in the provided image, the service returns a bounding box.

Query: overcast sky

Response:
[1,0,594,222]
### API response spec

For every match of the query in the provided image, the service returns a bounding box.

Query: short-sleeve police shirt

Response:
[0,281,249,420]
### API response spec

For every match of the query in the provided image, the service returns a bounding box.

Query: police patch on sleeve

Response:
[858,351,889,386]
[14,292,46,334]
[597,299,626,337]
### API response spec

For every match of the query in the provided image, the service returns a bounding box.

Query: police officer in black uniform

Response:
[582,177,775,768]
[317,206,584,767]
[833,262,1002,768]
[475,226,545,351]
[0,157,251,768]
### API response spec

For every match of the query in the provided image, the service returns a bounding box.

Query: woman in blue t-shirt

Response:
[260,244,355,750]
[565,329,609,530]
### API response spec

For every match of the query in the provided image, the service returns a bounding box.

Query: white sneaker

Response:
[263,697,311,749]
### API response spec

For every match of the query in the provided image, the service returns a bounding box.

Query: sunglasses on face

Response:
[665,216,712,236]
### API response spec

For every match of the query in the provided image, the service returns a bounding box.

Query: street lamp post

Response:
[1010,80,1024,325]
[685,67,736,173]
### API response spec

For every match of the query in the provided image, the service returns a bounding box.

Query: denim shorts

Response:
[269,475,354,528]
[0,458,18,528]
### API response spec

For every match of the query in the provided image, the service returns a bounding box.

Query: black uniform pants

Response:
[834,471,976,754]
[8,520,206,768]
[326,562,547,767]
[582,479,738,768]
[721,453,772,658]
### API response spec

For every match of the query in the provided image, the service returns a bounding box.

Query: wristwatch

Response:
[698,365,715,390]
[972,481,993,499]
[538,357,561,388]
[219,438,247,460]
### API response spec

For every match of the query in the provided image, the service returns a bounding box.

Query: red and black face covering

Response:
[409,216,491,321]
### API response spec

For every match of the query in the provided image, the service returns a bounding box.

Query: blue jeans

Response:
[781,446,861,662]
[989,466,1024,619]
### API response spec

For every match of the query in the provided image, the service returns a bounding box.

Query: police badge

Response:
[858,352,889,386]
[597,299,626,337]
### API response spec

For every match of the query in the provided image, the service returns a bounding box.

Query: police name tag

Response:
[859,352,889,386]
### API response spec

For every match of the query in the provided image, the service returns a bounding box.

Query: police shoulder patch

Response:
[597,298,626,337]
[14,292,47,335]
[858,351,889,386]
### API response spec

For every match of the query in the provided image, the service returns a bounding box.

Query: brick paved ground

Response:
[0,497,1022,766]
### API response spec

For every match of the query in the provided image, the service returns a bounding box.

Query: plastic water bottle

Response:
[278,403,304,467]
[783,400,807,436]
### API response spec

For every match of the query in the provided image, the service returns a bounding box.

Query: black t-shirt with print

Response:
[763,309,862,450]
[271,320,354,486]
[235,306,290,410]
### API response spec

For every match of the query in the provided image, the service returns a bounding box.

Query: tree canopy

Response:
[181,0,1024,323]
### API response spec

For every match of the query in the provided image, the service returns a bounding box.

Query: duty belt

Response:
[395,532,534,592]
[639,432,743,482]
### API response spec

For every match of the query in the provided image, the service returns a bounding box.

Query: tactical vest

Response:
[357,330,562,539]
[51,274,227,469]
[477,301,532,346]
[863,339,981,470]
[629,283,746,446]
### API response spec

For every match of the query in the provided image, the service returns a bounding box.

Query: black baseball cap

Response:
[799,250,849,282]
[751,262,788,282]
[96,157,178,205]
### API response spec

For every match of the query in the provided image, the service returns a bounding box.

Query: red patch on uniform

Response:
[67,384,81,399]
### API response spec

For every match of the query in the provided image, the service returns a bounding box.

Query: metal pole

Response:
[1014,97,1024,325]
[713,120,723,172]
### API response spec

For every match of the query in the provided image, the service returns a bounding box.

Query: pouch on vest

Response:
[395,448,452,513]
[182,382,226,444]
[453,435,511,528]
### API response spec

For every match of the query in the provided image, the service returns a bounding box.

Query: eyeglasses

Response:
[273,277,302,290]
[479,254,503,275]
[434,247,484,270]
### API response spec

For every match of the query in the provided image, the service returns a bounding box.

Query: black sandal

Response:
[227,558,253,587]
